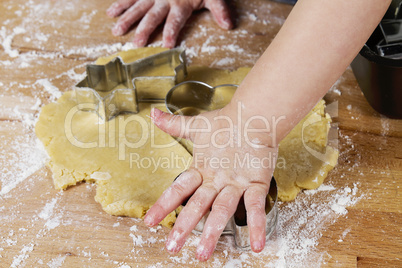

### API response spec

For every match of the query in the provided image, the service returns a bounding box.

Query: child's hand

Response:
[107,0,233,48]
[144,107,276,261]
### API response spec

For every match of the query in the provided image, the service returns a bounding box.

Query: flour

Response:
[129,225,138,232]
[0,124,48,197]
[380,115,390,136]
[0,26,26,57]
[304,183,336,195]
[38,196,64,231]
[38,197,59,220]
[329,78,342,96]
[47,254,67,268]
[78,10,98,26]
[0,0,366,266]
[36,79,62,101]
[173,9,275,68]
[10,243,35,268]
[211,57,236,67]
[130,234,146,247]
[120,182,363,267]
[149,226,161,233]
[337,227,351,243]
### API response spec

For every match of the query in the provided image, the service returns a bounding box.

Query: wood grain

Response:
[0,0,401,267]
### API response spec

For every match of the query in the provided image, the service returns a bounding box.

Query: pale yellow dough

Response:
[35,48,338,227]
[273,100,339,201]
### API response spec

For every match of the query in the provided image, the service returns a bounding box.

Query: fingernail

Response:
[143,214,153,226]
[151,108,162,120]
[112,24,124,36]
[222,19,231,29]
[133,37,146,48]
[106,6,116,17]
[162,36,174,49]
[252,241,264,252]
[196,245,210,261]
[166,239,178,253]
[107,3,118,13]
[163,40,174,49]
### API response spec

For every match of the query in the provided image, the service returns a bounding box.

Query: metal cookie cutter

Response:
[165,81,239,153]
[167,81,278,249]
[177,177,278,250]
[165,81,238,116]
[75,48,187,120]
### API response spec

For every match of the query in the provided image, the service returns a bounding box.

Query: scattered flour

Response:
[380,115,390,136]
[10,243,35,267]
[38,196,63,231]
[38,197,59,220]
[121,183,363,267]
[329,78,342,96]
[338,227,351,243]
[0,125,48,197]
[0,1,368,267]
[130,234,146,247]
[0,26,27,57]
[332,88,342,95]
[36,79,62,101]
[304,184,336,195]
[47,254,67,268]
[129,225,138,232]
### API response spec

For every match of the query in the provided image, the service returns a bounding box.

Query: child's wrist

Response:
[219,102,285,149]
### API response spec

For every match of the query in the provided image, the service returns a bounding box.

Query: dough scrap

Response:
[35,48,338,227]
[273,100,339,201]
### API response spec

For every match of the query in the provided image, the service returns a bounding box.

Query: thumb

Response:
[151,108,194,140]
[205,0,233,30]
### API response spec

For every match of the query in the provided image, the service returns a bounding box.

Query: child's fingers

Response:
[133,2,170,47]
[107,0,138,18]
[165,183,219,254]
[112,0,154,36]
[205,0,233,30]
[196,185,243,261]
[162,5,193,48]
[144,169,202,227]
[151,108,194,140]
[244,184,270,253]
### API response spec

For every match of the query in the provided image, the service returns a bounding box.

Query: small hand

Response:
[107,0,233,48]
[144,107,276,261]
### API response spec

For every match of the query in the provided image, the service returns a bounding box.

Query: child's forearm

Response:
[145,0,392,260]
[228,0,390,145]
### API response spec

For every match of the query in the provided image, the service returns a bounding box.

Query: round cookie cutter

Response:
[167,81,278,249]
[175,175,278,250]
[165,81,238,115]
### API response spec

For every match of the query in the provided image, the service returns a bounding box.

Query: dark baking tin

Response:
[351,2,402,119]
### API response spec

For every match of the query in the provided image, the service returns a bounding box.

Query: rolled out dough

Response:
[35,48,338,227]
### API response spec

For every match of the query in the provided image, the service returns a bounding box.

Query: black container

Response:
[351,1,402,119]
[351,27,402,119]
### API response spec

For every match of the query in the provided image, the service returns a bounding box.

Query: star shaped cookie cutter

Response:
[176,176,278,250]
[75,48,187,120]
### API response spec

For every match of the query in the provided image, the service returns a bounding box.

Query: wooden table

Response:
[0,0,401,267]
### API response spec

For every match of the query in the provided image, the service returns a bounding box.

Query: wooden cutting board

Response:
[0,0,401,267]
